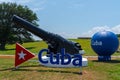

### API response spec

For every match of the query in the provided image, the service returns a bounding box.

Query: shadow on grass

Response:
[0,65,42,71]
[26,47,36,50]
[0,48,15,51]
[0,65,82,75]
[0,47,35,51]
[0,67,15,71]
[92,60,120,64]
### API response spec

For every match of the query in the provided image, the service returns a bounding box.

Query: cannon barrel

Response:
[12,15,84,55]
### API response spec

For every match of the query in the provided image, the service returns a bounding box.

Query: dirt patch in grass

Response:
[0,55,15,58]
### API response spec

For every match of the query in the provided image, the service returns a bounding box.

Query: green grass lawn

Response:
[0,39,120,80]
[0,39,119,56]
[0,41,47,55]
[1,58,120,80]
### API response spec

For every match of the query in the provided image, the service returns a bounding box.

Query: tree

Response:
[0,2,39,50]
[116,34,120,37]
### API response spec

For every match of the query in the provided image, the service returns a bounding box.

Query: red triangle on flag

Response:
[15,43,35,67]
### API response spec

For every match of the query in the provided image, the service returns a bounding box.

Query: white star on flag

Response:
[18,51,26,60]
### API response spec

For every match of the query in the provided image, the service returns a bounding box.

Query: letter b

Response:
[61,48,71,65]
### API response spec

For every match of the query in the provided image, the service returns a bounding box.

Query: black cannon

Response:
[12,15,84,55]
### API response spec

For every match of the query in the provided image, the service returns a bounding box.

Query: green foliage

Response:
[116,34,120,37]
[0,2,38,50]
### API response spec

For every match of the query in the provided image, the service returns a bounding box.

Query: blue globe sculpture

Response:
[91,31,119,61]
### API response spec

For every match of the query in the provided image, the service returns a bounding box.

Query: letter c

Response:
[38,49,48,64]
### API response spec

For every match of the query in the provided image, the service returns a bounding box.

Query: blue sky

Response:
[1,0,120,39]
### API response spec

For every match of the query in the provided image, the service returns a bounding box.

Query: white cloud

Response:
[111,25,120,34]
[0,0,31,3]
[72,3,84,8]
[0,0,46,11]
[32,7,44,12]
[81,24,120,37]
[31,0,47,12]
[68,0,85,9]
[0,0,14,3]
[57,32,80,39]
[56,25,120,39]
[17,0,32,4]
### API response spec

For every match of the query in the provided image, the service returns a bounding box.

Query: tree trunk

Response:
[0,42,6,50]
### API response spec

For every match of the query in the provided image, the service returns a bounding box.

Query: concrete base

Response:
[98,56,111,61]
[82,58,88,67]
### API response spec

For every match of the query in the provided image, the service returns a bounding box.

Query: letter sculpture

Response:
[12,15,88,67]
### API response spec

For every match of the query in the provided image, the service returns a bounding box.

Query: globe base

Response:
[98,56,111,61]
